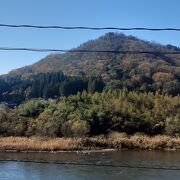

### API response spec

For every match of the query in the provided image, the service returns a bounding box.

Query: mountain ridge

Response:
[7,32,180,78]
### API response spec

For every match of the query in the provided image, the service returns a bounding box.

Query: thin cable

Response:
[0,47,180,54]
[0,159,180,171]
[0,24,180,31]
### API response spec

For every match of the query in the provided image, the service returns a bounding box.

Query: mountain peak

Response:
[103,32,125,39]
[6,33,180,81]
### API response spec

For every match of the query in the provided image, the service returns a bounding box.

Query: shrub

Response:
[165,114,180,136]
[61,120,90,137]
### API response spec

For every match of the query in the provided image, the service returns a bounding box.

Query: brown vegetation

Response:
[1,133,180,152]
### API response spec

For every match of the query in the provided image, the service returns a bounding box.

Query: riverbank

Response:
[1,133,180,152]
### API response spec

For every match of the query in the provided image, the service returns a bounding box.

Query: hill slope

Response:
[9,33,180,78]
[0,33,180,104]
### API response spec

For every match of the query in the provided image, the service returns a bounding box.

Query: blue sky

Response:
[0,0,180,74]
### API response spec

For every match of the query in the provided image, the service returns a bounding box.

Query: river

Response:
[0,151,180,180]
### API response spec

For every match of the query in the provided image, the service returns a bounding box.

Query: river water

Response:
[0,151,180,180]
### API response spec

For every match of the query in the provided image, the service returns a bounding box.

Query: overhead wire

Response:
[0,23,179,54]
[0,47,179,54]
[0,24,180,31]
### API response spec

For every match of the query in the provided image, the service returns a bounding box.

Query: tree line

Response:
[0,72,105,104]
[0,90,179,137]
[0,70,179,106]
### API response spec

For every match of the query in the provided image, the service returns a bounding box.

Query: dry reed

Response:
[0,133,180,152]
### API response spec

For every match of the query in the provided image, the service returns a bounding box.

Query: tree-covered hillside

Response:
[0,32,179,104]
[6,33,180,95]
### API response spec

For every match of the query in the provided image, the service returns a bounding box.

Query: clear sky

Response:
[0,0,180,75]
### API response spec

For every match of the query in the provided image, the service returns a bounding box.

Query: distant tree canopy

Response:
[0,70,179,105]
[0,72,105,104]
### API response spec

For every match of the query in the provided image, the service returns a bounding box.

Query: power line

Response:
[0,23,180,31]
[0,159,180,171]
[0,47,180,54]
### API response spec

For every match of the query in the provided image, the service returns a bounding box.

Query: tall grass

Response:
[0,133,180,152]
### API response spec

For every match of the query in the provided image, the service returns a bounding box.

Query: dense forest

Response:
[0,90,179,137]
[0,72,105,104]
[0,69,179,105]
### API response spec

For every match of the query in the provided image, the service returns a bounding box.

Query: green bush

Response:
[165,114,180,136]
[0,90,179,137]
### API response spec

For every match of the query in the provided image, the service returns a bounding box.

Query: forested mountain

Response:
[0,32,180,104]
[0,33,180,138]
